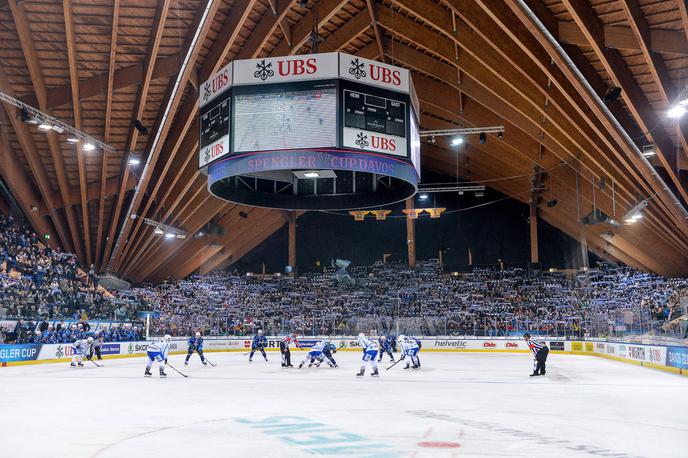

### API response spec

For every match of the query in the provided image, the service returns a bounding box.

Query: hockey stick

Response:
[87,357,101,368]
[203,357,216,367]
[386,358,403,370]
[166,362,188,378]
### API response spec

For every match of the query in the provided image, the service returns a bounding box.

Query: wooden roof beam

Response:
[44,175,136,217]
[102,0,172,270]
[95,0,119,269]
[8,0,84,262]
[560,0,688,205]
[112,0,255,274]
[63,0,91,265]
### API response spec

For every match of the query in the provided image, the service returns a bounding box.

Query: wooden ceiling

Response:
[0,0,687,281]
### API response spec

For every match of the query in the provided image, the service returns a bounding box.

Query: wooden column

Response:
[288,211,296,276]
[405,198,416,267]
[529,204,539,264]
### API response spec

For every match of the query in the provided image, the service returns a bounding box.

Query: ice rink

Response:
[2,351,686,458]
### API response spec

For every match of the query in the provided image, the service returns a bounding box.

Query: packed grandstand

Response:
[1,213,686,344]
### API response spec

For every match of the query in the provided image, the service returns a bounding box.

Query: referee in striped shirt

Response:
[523,333,549,376]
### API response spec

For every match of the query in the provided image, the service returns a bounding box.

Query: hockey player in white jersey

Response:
[298,340,326,368]
[71,337,94,367]
[145,335,172,377]
[356,332,379,377]
[398,335,420,369]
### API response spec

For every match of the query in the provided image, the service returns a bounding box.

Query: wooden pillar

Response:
[288,211,296,276]
[405,198,416,267]
[529,204,539,264]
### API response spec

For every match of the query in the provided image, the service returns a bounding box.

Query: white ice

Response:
[1,351,686,458]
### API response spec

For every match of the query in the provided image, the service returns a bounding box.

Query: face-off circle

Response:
[199,52,421,210]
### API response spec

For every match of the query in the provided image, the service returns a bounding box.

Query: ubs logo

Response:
[355,132,369,148]
[254,60,275,81]
[349,58,366,79]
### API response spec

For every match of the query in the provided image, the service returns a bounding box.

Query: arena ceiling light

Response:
[293,170,337,179]
[135,215,186,239]
[451,137,464,146]
[622,200,649,224]
[418,193,429,200]
[642,144,656,157]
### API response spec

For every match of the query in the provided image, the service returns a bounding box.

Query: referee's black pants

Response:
[535,347,549,375]
[280,342,292,367]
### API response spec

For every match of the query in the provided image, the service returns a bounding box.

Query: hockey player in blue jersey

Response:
[249,329,268,362]
[399,335,421,369]
[145,334,171,377]
[185,332,207,366]
[314,342,339,368]
[299,339,326,368]
[377,335,395,362]
[356,332,379,377]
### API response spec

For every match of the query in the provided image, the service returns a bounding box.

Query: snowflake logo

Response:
[254,59,275,81]
[355,132,369,148]
[56,346,63,358]
[203,148,210,163]
[349,58,366,79]
[202,82,212,102]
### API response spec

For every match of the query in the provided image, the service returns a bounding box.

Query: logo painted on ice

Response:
[254,60,275,81]
[349,58,366,79]
[355,132,369,148]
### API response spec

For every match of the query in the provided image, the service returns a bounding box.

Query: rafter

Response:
[7,0,84,262]
[102,0,172,270]
[63,0,91,265]
[95,0,119,269]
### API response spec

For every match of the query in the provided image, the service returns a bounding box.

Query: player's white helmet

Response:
[195,332,201,337]
[87,337,94,343]
[380,335,387,341]
[164,334,172,342]
[35,330,41,335]
[398,335,405,341]
[358,332,365,338]
[258,329,263,335]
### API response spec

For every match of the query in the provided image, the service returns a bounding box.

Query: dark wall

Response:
[230,182,599,275]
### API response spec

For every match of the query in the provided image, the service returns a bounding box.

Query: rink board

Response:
[1,337,686,375]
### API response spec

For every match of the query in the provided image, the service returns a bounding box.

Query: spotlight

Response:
[497,131,503,140]
[603,86,622,103]
[133,120,148,135]
[451,137,464,146]
[418,193,429,200]
[66,136,79,143]
[154,226,164,235]
[38,121,52,131]
[164,232,176,239]
[479,132,486,144]
[622,200,648,224]
[546,199,558,208]
[51,125,64,133]
[82,142,96,152]
[128,156,141,166]
[21,108,39,125]
[667,105,687,119]
[642,144,656,157]
[303,171,320,178]
[427,136,436,145]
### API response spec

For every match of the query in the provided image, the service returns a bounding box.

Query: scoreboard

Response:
[343,89,406,137]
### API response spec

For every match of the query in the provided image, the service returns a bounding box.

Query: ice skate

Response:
[144,368,152,377]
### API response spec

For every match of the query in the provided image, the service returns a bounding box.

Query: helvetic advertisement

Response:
[339,54,410,93]
[233,53,339,86]
[200,62,233,108]
[342,128,407,157]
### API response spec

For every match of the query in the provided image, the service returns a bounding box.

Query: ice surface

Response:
[1,351,686,457]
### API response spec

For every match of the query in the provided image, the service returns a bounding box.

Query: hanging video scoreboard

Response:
[198,52,420,176]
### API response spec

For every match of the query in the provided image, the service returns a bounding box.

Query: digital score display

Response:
[199,95,231,168]
[233,86,337,153]
[343,89,406,138]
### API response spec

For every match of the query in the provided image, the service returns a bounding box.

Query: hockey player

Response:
[249,330,268,362]
[145,335,172,377]
[398,335,421,369]
[298,340,326,368]
[356,332,379,377]
[70,337,94,367]
[185,332,207,366]
[90,331,104,361]
[378,335,395,362]
[315,342,339,368]
[523,333,549,376]
[280,332,299,367]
